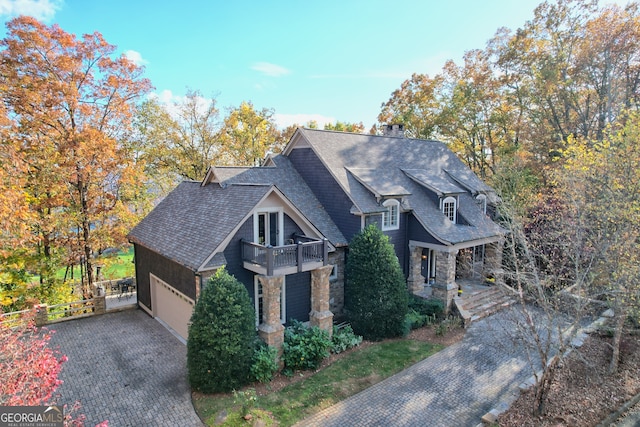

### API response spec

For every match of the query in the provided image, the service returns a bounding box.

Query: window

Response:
[254,208,283,246]
[442,196,457,223]
[329,265,338,282]
[382,199,400,230]
[473,244,485,263]
[476,194,487,214]
[254,276,286,327]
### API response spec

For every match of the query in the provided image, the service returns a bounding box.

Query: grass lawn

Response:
[30,247,135,284]
[192,339,443,426]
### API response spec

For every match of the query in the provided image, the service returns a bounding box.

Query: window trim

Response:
[382,199,400,231]
[254,276,286,327]
[476,194,487,214]
[329,264,338,282]
[253,207,284,246]
[442,196,457,223]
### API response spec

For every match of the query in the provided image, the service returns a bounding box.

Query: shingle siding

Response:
[222,218,256,300]
[408,214,441,245]
[285,271,311,323]
[288,148,361,241]
[134,243,197,309]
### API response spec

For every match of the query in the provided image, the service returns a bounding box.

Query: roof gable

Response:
[289,127,504,245]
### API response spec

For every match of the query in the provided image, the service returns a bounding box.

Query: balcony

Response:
[242,235,328,276]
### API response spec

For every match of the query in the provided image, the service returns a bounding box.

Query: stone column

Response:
[432,250,458,314]
[483,239,504,284]
[257,275,285,356]
[406,245,425,294]
[35,304,48,327]
[310,265,334,337]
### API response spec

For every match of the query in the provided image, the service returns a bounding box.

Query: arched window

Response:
[476,194,487,214]
[382,199,400,230]
[442,196,456,223]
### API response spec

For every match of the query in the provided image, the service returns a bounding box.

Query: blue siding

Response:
[408,214,441,245]
[221,214,312,323]
[223,218,256,300]
[288,148,361,241]
[285,271,311,323]
[283,213,304,242]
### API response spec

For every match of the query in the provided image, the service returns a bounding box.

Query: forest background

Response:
[1,0,639,337]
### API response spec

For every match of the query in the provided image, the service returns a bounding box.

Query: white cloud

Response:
[251,62,291,77]
[124,50,148,66]
[148,90,215,120]
[273,113,336,129]
[0,0,62,21]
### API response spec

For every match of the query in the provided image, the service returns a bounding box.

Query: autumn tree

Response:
[378,72,446,139]
[323,121,365,133]
[0,17,151,294]
[131,89,222,196]
[219,101,281,166]
[0,311,66,405]
[558,114,640,373]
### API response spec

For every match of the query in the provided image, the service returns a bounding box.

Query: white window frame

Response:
[253,207,284,246]
[476,194,487,214]
[382,199,400,231]
[329,264,338,282]
[254,276,286,327]
[442,196,457,223]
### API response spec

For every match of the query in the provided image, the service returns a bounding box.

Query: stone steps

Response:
[454,285,516,327]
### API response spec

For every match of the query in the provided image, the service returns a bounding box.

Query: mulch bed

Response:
[498,332,640,426]
[251,325,466,396]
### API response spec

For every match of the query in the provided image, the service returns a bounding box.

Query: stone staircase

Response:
[454,283,517,327]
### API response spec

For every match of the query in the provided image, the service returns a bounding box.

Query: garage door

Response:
[150,274,194,341]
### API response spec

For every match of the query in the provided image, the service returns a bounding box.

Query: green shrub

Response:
[251,341,279,383]
[405,308,427,331]
[282,320,331,375]
[408,294,444,318]
[345,225,409,341]
[331,324,363,354]
[187,268,256,393]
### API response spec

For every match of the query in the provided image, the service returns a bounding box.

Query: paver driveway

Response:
[48,308,203,427]
[295,307,544,427]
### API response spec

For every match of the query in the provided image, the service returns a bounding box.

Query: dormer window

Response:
[382,199,400,230]
[476,194,487,214]
[442,196,457,223]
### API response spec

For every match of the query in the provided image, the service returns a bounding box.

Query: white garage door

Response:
[150,274,194,341]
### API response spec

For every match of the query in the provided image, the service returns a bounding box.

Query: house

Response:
[127,124,505,345]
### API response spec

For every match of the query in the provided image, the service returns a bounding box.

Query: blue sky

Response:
[0,0,575,129]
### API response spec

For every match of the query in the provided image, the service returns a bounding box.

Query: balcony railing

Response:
[242,236,328,276]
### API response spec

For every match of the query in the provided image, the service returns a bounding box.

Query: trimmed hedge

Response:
[187,268,256,393]
[345,224,408,341]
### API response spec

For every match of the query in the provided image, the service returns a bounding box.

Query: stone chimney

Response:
[383,123,405,137]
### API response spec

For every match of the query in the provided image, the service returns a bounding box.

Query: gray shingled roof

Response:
[128,181,271,271]
[347,168,411,197]
[128,155,347,272]
[213,155,347,247]
[403,169,466,196]
[294,128,505,245]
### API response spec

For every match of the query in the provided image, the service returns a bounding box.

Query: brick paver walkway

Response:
[48,309,203,427]
[295,308,539,427]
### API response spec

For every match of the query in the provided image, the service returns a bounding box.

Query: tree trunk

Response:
[609,308,627,374]
[534,355,559,416]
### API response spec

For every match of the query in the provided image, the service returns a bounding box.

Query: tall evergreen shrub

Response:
[345,224,408,340]
[187,268,256,393]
